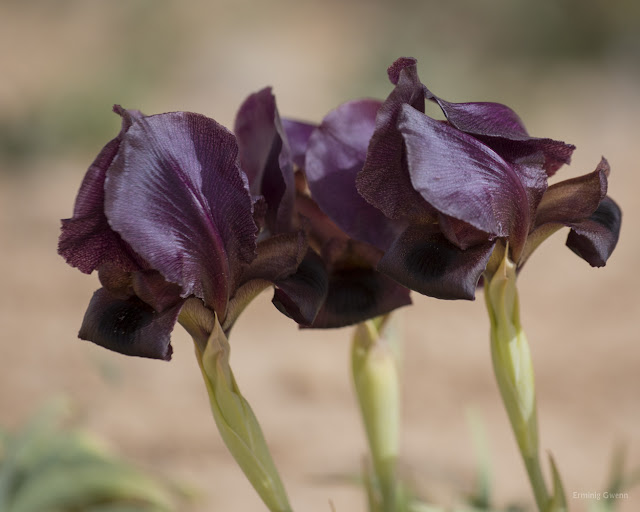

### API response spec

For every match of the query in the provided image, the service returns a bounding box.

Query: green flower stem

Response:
[179,301,293,512]
[352,315,401,512]
[484,251,557,512]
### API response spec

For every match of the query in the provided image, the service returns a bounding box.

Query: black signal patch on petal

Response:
[79,288,180,360]
[311,266,411,328]
[378,223,495,300]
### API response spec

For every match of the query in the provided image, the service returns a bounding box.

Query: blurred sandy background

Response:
[1,1,639,511]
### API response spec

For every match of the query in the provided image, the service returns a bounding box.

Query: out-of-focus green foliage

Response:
[0,400,183,512]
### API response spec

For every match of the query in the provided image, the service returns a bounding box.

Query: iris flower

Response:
[347,57,622,298]
[234,88,411,327]
[59,106,324,360]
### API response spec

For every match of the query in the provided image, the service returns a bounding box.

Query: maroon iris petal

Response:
[566,197,621,267]
[58,106,144,274]
[425,90,575,176]
[104,111,257,318]
[132,270,184,314]
[272,249,329,326]
[281,118,316,170]
[235,88,296,232]
[398,104,530,258]
[378,223,496,300]
[438,214,493,250]
[310,266,411,328]
[309,238,411,328]
[305,99,402,250]
[535,158,609,227]
[79,288,182,360]
[356,57,432,221]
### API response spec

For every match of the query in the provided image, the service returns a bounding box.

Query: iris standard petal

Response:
[235,88,295,232]
[566,197,622,267]
[356,57,432,221]
[58,106,144,274]
[398,104,530,257]
[305,99,401,250]
[79,288,182,360]
[104,112,257,317]
[281,118,316,170]
[426,91,574,176]
[377,223,495,300]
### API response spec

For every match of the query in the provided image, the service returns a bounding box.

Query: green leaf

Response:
[547,454,567,512]
[8,462,173,512]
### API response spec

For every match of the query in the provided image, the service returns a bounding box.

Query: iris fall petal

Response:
[566,197,621,267]
[378,223,495,300]
[79,288,182,360]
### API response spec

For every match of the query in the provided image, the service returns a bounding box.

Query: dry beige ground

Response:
[1,3,639,512]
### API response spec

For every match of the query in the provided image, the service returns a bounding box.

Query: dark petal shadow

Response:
[378,223,495,300]
[566,197,622,267]
[79,288,182,360]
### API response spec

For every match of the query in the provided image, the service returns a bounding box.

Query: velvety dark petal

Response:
[535,158,609,227]
[566,197,621,267]
[398,104,530,256]
[305,99,401,250]
[305,238,411,328]
[272,249,329,326]
[281,118,316,170]
[425,90,575,176]
[58,106,144,274]
[311,266,411,328]
[235,88,295,232]
[79,288,182,360]
[356,58,432,221]
[378,223,495,300]
[105,112,257,317]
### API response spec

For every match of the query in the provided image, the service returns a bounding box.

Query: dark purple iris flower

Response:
[234,88,411,327]
[335,57,622,300]
[59,106,322,360]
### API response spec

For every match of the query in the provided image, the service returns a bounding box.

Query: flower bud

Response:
[193,313,292,512]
